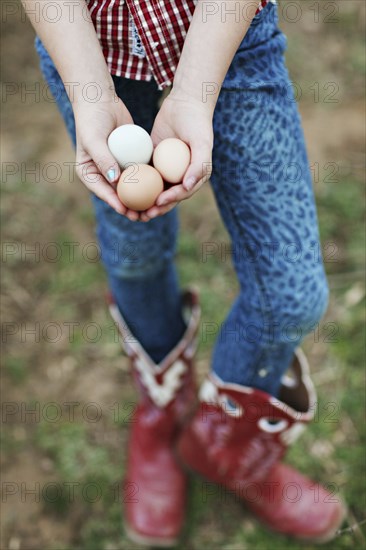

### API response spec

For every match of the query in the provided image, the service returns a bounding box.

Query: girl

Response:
[24,0,345,545]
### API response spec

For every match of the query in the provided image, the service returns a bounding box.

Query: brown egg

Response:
[153,138,191,184]
[117,164,163,211]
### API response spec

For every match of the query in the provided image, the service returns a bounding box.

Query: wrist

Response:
[169,81,218,114]
[68,75,117,107]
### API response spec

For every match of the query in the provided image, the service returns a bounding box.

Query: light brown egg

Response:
[117,164,163,211]
[153,138,191,184]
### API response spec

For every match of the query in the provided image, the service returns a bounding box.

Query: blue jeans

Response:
[35,3,328,396]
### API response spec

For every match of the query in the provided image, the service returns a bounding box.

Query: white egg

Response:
[108,124,153,168]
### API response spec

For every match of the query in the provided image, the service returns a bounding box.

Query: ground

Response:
[1,1,365,549]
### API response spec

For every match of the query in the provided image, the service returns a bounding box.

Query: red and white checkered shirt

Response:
[86,0,274,89]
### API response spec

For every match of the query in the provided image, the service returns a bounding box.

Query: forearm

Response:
[22,0,114,103]
[173,0,258,108]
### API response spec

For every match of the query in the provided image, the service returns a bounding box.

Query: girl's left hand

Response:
[139,89,214,222]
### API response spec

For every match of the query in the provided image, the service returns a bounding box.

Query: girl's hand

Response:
[140,90,213,222]
[74,98,143,221]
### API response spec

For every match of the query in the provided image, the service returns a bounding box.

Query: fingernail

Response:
[107,168,116,183]
[184,176,196,190]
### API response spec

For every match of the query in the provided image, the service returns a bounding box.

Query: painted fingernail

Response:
[184,176,196,190]
[107,168,116,183]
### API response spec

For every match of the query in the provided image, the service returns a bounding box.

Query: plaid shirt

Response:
[86,0,274,89]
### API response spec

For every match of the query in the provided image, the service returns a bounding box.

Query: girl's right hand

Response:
[74,97,141,221]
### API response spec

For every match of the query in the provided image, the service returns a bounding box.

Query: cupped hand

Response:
[139,89,214,222]
[74,97,143,221]
[74,89,213,223]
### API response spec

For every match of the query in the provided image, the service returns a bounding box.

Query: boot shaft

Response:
[108,291,200,547]
[179,349,317,483]
[108,289,200,417]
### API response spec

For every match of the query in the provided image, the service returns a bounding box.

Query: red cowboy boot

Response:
[177,349,346,542]
[109,290,200,547]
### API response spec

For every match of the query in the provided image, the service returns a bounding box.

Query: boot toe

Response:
[248,464,347,542]
[125,489,183,546]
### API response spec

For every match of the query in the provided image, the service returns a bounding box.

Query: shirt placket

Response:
[125,0,177,88]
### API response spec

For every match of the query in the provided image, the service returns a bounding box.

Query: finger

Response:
[124,208,140,222]
[183,139,212,191]
[156,184,184,206]
[76,160,125,215]
[139,211,152,222]
[83,137,121,185]
[143,202,179,220]
[156,178,205,207]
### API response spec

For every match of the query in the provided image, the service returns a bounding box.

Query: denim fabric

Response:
[34,3,328,395]
[209,5,329,393]
[35,37,77,148]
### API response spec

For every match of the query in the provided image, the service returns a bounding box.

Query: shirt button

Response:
[258,368,268,378]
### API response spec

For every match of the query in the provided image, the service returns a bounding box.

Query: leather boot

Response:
[109,290,200,547]
[176,349,346,542]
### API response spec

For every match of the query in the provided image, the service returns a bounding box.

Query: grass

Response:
[2,171,364,549]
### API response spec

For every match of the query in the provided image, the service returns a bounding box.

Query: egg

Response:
[108,124,153,168]
[117,164,163,211]
[153,138,191,184]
